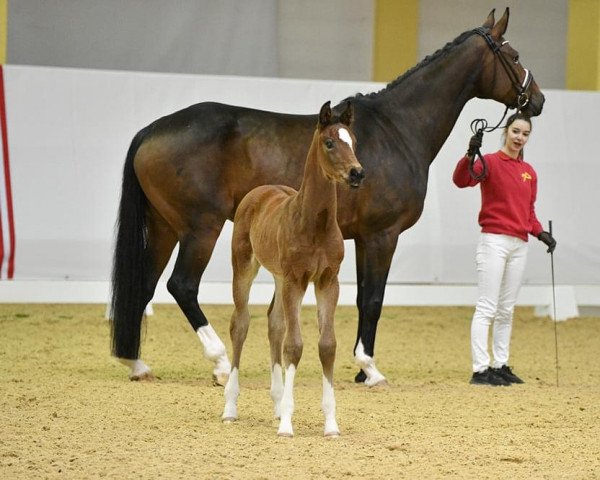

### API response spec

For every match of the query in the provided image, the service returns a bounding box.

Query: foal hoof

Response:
[212,373,229,387]
[324,430,340,438]
[222,417,237,424]
[129,371,156,382]
[277,432,294,438]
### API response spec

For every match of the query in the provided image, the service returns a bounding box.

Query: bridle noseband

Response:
[474,27,533,110]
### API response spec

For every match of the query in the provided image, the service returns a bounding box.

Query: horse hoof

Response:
[354,370,367,383]
[367,378,389,388]
[129,371,156,382]
[212,373,229,387]
[324,430,340,438]
[277,432,294,438]
[222,417,237,424]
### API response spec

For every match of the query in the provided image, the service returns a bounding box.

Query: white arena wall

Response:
[0,65,598,317]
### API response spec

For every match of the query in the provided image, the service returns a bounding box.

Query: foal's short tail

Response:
[110,127,151,359]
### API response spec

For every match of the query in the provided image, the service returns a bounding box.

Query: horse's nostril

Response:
[350,168,365,180]
[349,168,365,185]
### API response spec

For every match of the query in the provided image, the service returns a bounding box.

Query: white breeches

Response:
[471,233,528,373]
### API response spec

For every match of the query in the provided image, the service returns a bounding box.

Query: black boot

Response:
[492,365,524,384]
[470,367,511,386]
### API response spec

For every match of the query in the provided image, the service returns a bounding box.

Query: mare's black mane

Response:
[348,28,480,102]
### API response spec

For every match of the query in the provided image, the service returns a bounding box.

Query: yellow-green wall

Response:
[372,0,419,82]
[0,0,7,64]
[567,0,600,90]
[1,1,596,89]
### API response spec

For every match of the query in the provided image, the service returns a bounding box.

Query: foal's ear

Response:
[482,9,495,29]
[490,7,509,39]
[340,101,353,126]
[319,101,332,128]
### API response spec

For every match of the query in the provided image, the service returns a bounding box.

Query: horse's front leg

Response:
[353,232,399,386]
[166,225,231,386]
[268,278,285,419]
[315,274,340,437]
[277,280,305,437]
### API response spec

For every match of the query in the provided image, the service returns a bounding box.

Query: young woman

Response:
[453,112,557,386]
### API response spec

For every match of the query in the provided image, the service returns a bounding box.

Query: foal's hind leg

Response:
[315,276,340,437]
[222,245,260,423]
[167,220,231,385]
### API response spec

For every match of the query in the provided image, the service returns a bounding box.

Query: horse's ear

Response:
[319,101,332,128]
[340,101,353,126]
[490,7,509,39]
[482,8,495,29]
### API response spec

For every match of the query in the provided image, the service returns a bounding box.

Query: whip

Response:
[549,220,559,387]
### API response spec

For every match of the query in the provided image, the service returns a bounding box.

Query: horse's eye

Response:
[513,55,519,64]
[325,139,334,149]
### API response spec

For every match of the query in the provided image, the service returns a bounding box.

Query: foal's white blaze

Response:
[196,324,231,380]
[277,364,297,437]
[354,339,386,387]
[338,127,353,151]
[222,367,240,422]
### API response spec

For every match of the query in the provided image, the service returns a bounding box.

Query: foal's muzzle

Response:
[348,167,365,188]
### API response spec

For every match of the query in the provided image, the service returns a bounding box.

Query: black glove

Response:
[467,131,483,157]
[538,231,557,253]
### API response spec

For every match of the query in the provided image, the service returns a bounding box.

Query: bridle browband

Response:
[474,27,533,110]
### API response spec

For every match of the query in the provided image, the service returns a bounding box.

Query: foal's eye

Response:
[325,139,334,149]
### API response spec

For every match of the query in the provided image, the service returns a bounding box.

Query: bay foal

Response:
[222,101,364,437]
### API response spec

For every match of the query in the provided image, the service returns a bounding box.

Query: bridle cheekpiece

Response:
[474,27,532,110]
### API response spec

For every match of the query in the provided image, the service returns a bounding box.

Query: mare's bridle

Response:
[474,27,533,111]
[468,27,535,180]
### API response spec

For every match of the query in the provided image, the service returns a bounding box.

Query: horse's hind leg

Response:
[222,241,260,423]
[268,278,285,419]
[118,207,177,380]
[166,220,231,385]
[315,275,340,437]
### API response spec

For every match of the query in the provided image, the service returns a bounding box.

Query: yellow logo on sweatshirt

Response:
[521,172,532,182]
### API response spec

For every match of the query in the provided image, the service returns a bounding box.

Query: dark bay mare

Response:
[111,9,545,385]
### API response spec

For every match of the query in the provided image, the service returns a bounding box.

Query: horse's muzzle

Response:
[529,94,545,117]
[348,167,365,188]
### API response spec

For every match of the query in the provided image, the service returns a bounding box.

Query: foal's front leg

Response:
[316,277,340,437]
[268,278,285,419]
[277,281,305,437]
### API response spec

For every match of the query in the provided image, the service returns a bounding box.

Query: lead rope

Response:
[467,106,509,180]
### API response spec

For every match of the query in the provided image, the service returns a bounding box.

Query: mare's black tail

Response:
[110,127,151,359]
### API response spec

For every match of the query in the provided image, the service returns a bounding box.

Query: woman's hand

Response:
[538,231,557,253]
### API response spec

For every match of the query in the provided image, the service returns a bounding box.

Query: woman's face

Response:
[504,119,531,157]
